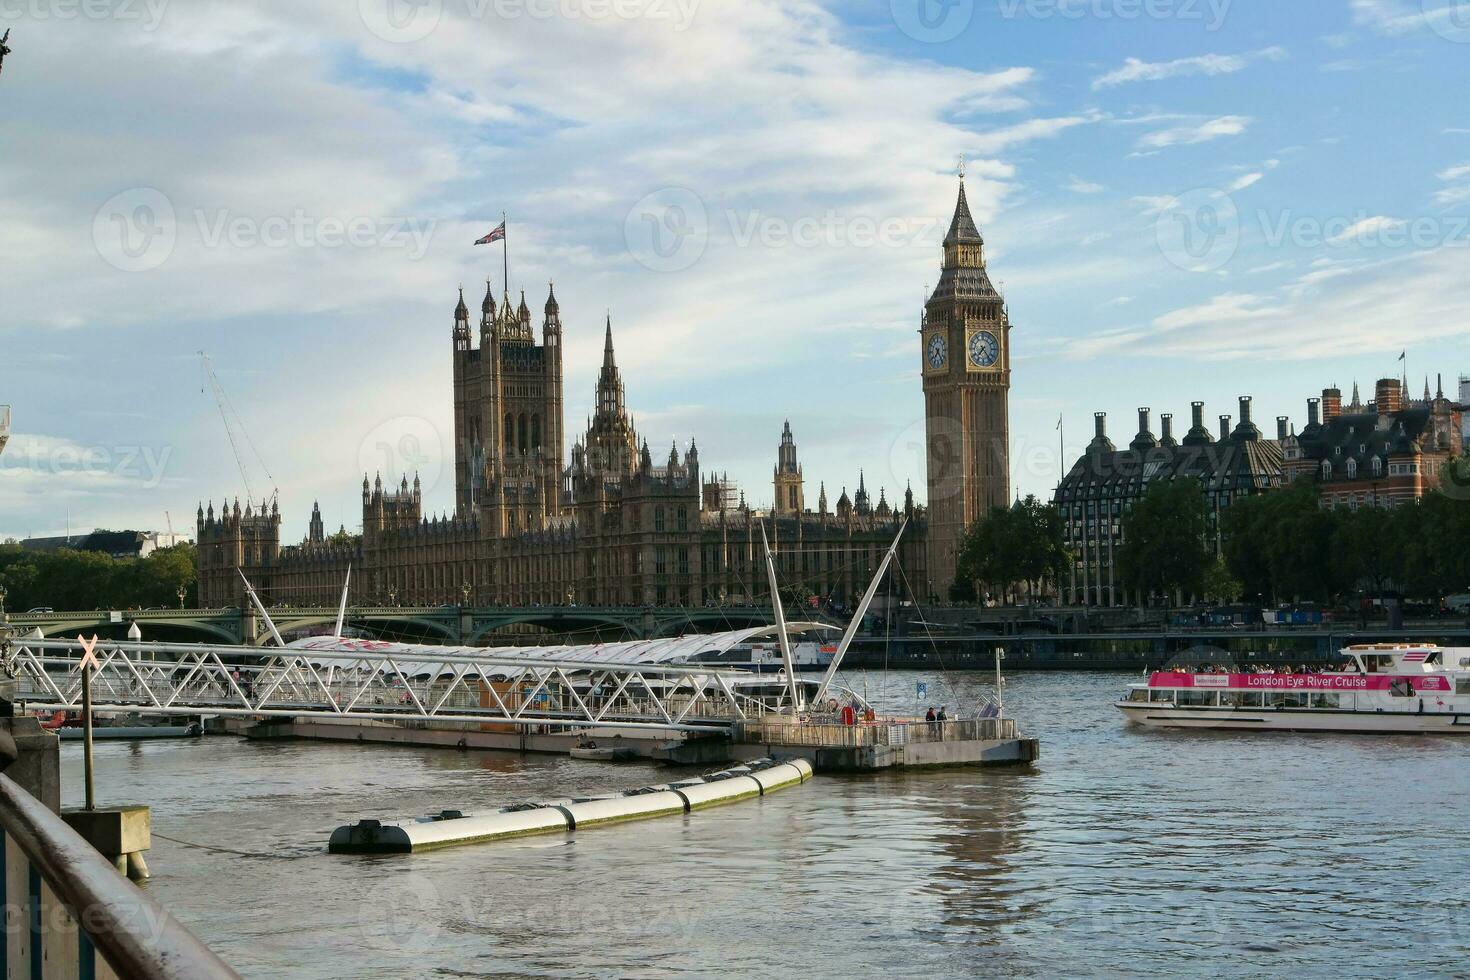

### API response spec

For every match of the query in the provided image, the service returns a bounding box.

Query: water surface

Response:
[63,671,1470,978]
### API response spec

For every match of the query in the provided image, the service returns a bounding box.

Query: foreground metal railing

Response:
[0,773,238,979]
[736,716,1020,748]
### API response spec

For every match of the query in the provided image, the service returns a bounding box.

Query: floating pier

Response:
[327,758,813,854]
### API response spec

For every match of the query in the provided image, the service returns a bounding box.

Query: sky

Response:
[2,0,1469,542]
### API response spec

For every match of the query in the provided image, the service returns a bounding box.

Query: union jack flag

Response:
[474,221,505,245]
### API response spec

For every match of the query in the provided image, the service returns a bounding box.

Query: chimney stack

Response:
[1238,396,1253,426]
[1192,402,1205,431]
[1375,378,1402,415]
[1219,415,1232,441]
[1094,412,1107,439]
[1137,407,1151,436]
[1322,386,1342,422]
[1276,416,1289,440]
[1308,397,1321,427]
[1160,414,1175,445]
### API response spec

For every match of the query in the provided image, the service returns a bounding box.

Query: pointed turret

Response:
[943,177,983,247]
[545,281,558,314]
[454,286,468,320]
[481,280,495,319]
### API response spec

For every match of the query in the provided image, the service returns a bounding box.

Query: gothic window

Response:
[531,415,541,450]
[655,507,666,532]
[518,414,529,454]
[677,507,688,532]
[655,546,667,574]
[504,413,514,454]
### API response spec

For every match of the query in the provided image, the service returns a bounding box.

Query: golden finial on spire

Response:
[957,154,965,180]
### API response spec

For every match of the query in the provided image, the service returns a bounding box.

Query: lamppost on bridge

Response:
[177,585,188,610]
[461,582,472,606]
[388,587,398,607]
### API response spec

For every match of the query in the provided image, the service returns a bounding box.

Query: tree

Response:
[954,496,1069,604]
[1201,554,1242,605]
[1116,478,1209,604]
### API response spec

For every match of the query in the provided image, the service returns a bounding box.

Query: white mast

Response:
[238,569,284,647]
[760,522,802,713]
[812,518,906,708]
[333,565,352,639]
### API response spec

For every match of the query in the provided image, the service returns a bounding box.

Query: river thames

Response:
[62,670,1470,978]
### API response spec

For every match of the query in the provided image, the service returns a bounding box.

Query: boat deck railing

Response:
[0,772,238,979]
[736,716,1020,748]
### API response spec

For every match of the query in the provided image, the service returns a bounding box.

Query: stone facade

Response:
[1282,378,1463,507]
[1053,398,1286,607]
[199,280,929,610]
[922,176,1012,599]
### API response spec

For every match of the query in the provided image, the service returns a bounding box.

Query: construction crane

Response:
[199,352,276,513]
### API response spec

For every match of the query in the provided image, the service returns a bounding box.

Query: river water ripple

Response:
[61,671,1470,978]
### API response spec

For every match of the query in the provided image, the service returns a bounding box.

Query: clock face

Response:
[968,330,1000,368]
[926,333,948,370]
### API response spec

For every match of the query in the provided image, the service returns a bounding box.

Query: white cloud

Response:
[1327,215,1406,245]
[1437,163,1470,180]
[1228,173,1264,191]
[1092,48,1287,90]
[1130,195,1176,215]
[1062,249,1470,361]
[1066,176,1105,194]
[1138,116,1251,150]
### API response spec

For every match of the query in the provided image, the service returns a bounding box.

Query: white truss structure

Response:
[6,637,820,733]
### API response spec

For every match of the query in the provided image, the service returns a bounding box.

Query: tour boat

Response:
[685,639,836,673]
[1117,644,1470,734]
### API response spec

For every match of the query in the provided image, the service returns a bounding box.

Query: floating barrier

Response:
[328,758,813,854]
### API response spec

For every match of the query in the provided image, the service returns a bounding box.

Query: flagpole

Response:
[501,210,508,299]
[1057,415,1065,488]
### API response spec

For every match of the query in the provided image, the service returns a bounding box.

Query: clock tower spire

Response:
[921,170,1012,599]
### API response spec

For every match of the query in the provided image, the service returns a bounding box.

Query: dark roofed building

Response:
[1054,397,1285,607]
[1283,377,1463,506]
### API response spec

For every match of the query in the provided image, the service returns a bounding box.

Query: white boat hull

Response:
[1116,703,1470,734]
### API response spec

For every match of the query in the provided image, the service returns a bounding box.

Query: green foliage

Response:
[1220,482,1470,604]
[0,543,197,612]
[1117,478,1210,601]
[1200,554,1242,605]
[955,496,1070,603]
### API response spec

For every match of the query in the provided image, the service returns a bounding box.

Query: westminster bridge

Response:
[2,604,787,646]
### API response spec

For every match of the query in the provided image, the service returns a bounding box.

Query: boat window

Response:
[1177,690,1216,707]
[1223,691,1264,708]
[1267,691,1309,708]
[1127,689,1148,702]
[1148,689,1175,703]
[1389,678,1415,698]
[1457,678,1470,696]
[1310,693,1341,709]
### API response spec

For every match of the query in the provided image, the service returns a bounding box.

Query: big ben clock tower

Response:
[922,169,1012,599]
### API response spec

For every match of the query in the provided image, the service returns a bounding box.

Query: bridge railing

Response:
[0,772,238,979]
[736,716,1019,748]
[10,638,777,733]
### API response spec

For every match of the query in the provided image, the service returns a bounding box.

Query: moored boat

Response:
[1117,643,1470,734]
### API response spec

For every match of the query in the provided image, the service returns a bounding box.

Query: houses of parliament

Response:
[196,176,1009,609]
